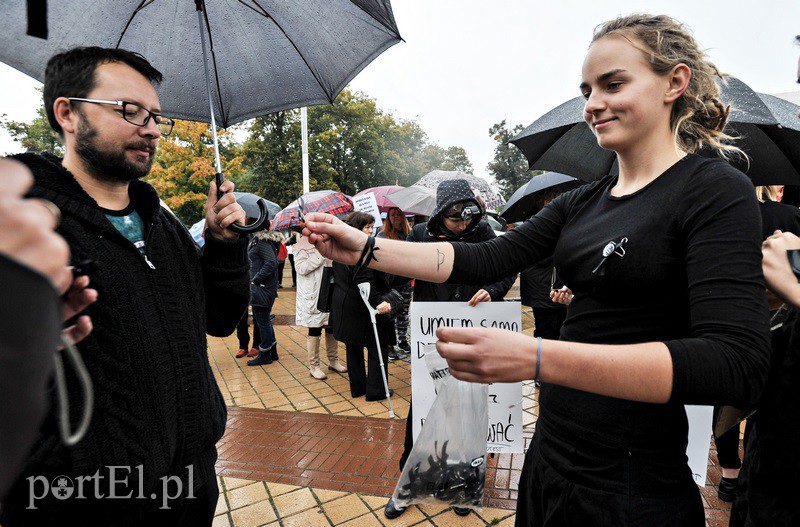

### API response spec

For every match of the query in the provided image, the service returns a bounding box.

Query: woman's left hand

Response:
[435,326,537,384]
[467,289,491,306]
[376,301,391,315]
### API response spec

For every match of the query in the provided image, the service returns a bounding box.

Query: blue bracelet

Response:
[535,337,543,383]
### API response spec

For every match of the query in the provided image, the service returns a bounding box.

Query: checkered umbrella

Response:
[270,191,353,231]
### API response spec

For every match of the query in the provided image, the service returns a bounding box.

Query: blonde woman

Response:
[294,235,347,380]
[302,14,771,526]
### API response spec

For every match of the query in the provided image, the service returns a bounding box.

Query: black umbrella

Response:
[0,0,402,232]
[510,77,800,185]
[500,172,583,223]
[232,192,281,220]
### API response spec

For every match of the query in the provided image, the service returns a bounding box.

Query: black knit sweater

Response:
[2,153,249,524]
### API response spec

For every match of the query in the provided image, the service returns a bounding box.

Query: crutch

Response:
[357,282,395,418]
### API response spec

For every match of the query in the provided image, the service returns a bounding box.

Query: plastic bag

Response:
[391,348,488,510]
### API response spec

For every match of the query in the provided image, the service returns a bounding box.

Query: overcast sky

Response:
[1,0,798,185]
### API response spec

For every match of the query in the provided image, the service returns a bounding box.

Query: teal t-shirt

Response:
[103,202,146,254]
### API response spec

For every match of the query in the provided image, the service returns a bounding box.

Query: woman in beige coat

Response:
[294,235,347,379]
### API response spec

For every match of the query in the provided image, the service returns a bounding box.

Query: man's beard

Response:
[75,119,156,183]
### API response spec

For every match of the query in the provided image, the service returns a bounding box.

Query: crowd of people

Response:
[1,11,799,527]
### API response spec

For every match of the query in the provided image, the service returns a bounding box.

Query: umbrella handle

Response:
[214,172,269,234]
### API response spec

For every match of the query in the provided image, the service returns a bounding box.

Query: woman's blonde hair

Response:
[755,186,780,203]
[381,207,411,240]
[592,14,741,158]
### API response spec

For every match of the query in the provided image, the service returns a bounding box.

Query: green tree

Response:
[147,120,246,225]
[239,89,475,200]
[1,104,63,156]
[487,120,535,198]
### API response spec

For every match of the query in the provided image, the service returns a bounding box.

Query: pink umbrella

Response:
[354,185,404,213]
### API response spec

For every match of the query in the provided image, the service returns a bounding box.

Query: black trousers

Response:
[515,428,704,527]
[531,308,567,340]
[714,416,754,470]
[235,309,260,350]
[345,342,388,399]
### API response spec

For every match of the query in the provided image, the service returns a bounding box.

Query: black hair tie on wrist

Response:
[354,235,380,275]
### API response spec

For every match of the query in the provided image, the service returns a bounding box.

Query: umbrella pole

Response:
[197,8,223,178]
[195,4,268,233]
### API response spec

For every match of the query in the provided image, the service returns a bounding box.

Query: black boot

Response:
[247,345,274,366]
[270,345,279,361]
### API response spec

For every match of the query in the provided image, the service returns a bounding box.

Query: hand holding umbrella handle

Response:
[214,172,269,234]
[198,3,269,235]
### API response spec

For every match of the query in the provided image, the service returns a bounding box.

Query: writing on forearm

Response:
[436,248,445,272]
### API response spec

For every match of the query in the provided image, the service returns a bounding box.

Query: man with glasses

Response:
[1,47,249,526]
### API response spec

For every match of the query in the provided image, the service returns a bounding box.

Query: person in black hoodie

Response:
[384,179,515,519]
[406,179,515,305]
[246,230,282,366]
[1,47,249,527]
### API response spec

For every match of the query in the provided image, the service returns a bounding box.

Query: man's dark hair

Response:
[43,47,163,136]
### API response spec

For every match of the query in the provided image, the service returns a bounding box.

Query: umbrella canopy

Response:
[0,1,401,234]
[510,77,800,185]
[270,190,353,231]
[500,172,583,223]
[354,185,403,213]
[0,0,402,128]
[386,186,437,216]
[233,192,281,219]
[414,170,506,212]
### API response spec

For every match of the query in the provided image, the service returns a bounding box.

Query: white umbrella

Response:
[386,186,436,216]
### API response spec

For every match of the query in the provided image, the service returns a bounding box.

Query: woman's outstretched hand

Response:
[301,213,368,265]
[435,326,537,384]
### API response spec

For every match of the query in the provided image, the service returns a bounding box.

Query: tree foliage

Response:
[146,120,246,225]
[1,105,63,156]
[2,88,474,224]
[240,89,473,204]
[487,120,536,199]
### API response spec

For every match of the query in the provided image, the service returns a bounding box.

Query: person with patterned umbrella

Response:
[270,191,353,232]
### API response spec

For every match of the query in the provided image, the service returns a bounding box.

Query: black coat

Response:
[249,232,280,307]
[330,262,396,347]
[759,200,800,239]
[408,220,515,302]
[520,256,567,310]
[4,153,250,523]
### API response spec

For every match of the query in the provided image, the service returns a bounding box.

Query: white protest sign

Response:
[685,405,714,486]
[410,301,523,453]
[352,192,382,235]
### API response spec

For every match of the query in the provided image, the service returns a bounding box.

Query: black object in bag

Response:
[317,266,334,312]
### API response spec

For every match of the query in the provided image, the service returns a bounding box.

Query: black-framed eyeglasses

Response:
[68,97,175,136]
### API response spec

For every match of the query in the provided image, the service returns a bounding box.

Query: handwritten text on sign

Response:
[410,302,523,453]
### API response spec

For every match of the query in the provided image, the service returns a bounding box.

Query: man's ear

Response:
[664,63,691,103]
[52,97,78,135]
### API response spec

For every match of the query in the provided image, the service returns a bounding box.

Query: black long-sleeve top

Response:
[449,154,771,462]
